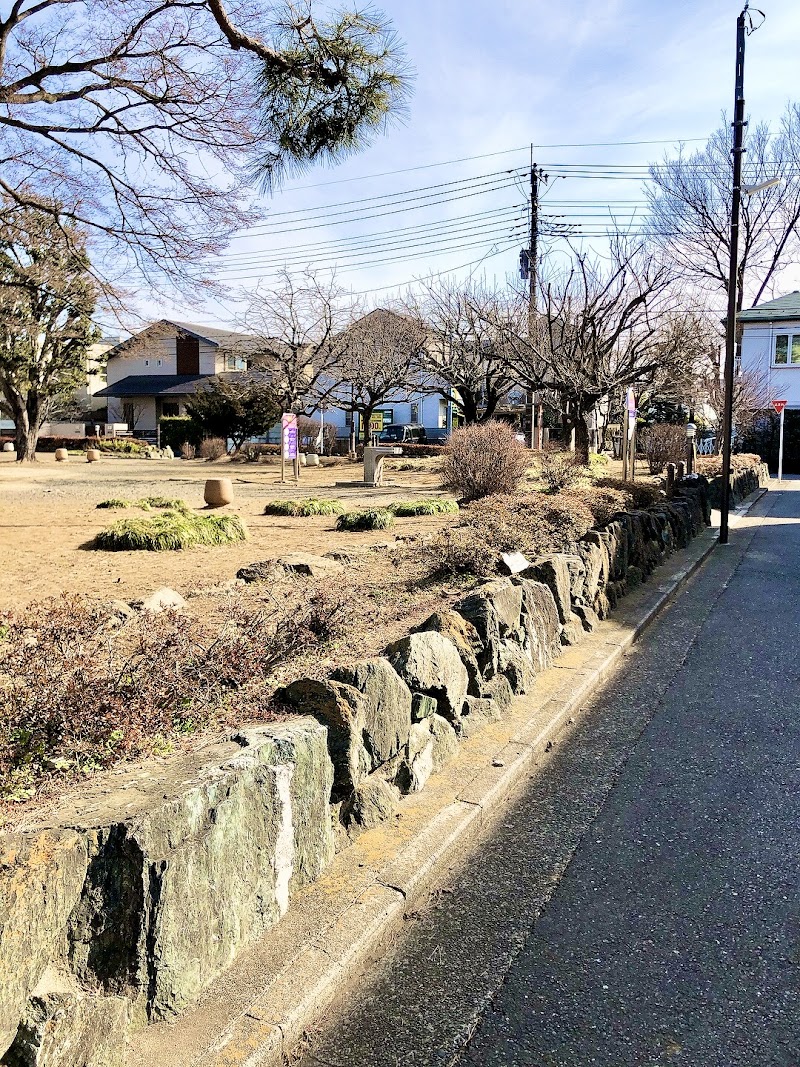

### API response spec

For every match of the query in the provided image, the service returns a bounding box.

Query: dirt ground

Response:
[0,452,455,611]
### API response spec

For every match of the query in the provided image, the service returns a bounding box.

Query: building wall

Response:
[106,334,220,386]
[107,396,158,435]
[740,318,800,408]
[318,390,451,439]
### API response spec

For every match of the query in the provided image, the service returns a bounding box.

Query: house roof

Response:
[105,319,257,359]
[738,292,800,323]
[94,374,211,398]
[95,370,274,399]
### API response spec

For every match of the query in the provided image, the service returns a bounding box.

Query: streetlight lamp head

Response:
[743,176,782,195]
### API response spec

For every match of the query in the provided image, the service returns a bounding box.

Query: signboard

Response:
[369,410,393,436]
[626,387,636,415]
[281,412,298,460]
[772,399,788,414]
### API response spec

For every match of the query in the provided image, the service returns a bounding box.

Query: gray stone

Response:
[501,645,536,694]
[626,564,644,589]
[480,674,514,713]
[430,714,459,771]
[3,969,128,1067]
[517,579,562,672]
[140,587,187,613]
[455,580,524,677]
[341,776,399,830]
[411,692,437,722]
[459,696,502,738]
[107,599,136,620]
[576,536,608,605]
[331,659,412,768]
[412,610,483,696]
[277,553,344,577]
[0,831,90,1057]
[399,721,436,792]
[525,556,573,625]
[561,612,586,646]
[236,560,279,583]
[574,603,601,633]
[385,632,468,725]
[277,678,371,800]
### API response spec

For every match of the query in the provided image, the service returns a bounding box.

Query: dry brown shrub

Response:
[0,586,357,800]
[199,437,227,460]
[591,477,665,513]
[535,449,589,493]
[640,424,687,473]
[696,452,762,478]
[440,420,530,502]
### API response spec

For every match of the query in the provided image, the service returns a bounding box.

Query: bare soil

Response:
[0,453,454,611]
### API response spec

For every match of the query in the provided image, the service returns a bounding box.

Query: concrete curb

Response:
[129,487,769,1067]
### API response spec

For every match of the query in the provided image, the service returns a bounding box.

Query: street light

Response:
[743,177,781,195]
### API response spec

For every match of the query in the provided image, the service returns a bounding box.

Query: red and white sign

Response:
[772,399,788,414]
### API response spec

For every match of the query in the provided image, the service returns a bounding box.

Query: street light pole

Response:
[719,5,750,545]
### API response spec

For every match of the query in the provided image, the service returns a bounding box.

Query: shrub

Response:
[640,423,688,473]
[0,588,358,798]
[396,443,445,458]
[696,452,762,478]
[462,492,597,556]
[264,498,344,517]
[159,416,202,452]
[424,526,499,579]
[388,498,459,516]
[535,449,589,493]
[199,437,227,460]
[180,442,196,460]
[138,496,192,512]
[440,420,530,502]
[236,442,281,462]
[336,508,395,532]
[93,511,248,551]
[593,477,665,512]
[589,452,610,469]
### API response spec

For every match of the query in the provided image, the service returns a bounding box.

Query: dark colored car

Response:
[378,424,427,444]
[423,427,450,445]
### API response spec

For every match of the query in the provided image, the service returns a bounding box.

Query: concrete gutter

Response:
[128,487,768,1067]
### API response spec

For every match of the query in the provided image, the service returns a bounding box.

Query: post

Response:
[630,418,636,482]
[666,462,676,498]
[685,422,697,475]
[778,406,785,482]
[621,411,629,481]
[720,6,748,545]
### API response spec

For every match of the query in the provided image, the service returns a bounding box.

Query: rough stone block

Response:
[330,658,412,768]
[385,632,468,725]
[341,776,399,830]
[412,610,483,695]
[524,556,572,624]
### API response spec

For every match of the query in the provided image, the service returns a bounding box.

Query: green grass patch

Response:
[93,511,248,551]
[95,496,191,513]
[388,498,459,517]
[264,498,344,517]
[335,508,395,532]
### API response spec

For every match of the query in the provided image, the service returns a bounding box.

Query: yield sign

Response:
[772,399,788,414]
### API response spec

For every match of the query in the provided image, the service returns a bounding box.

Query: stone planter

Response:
[85,449,100,463]
[2,442,15,453]
[305,453,320,467]
[204,478,233,506]
[54,448,69,462]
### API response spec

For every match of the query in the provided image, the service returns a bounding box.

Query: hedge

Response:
[159,416,203,452]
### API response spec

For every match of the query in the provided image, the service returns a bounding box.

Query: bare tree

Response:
[0,205,97,460]
[502,242,681,463]
[329,308,426,444]
[0,1,410,296]
[646,107,800,319]
[404,277,518,424]
[241,269,361,413]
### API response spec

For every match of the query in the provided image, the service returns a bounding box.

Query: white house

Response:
[95,320,252,435]
[739,291,800,407]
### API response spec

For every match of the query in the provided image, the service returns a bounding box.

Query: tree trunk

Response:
[574,415,591,465]
[361,405,375,444]
[459,391,480,424]
[10,391,41,461]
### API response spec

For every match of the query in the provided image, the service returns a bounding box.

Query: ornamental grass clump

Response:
[264,498,344,517]
[388,498,459,517]
[93,510,248,551]
[336,507,394,532]
[96,498,130,509]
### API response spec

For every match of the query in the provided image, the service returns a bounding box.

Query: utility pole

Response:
[720,4,752,545]
[528,157,546,450]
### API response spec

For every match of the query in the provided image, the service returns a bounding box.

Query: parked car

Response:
[423,427,450,445]
[378,423,427,444]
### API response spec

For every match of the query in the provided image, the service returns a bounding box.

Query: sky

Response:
[152,0,800,331]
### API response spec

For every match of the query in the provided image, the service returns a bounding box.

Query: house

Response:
[739,291,800,469]
[94,320,254,435]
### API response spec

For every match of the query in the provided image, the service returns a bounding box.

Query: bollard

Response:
[685,422,697,475]
[86,448,100,463]
[677,460,686,480]
[55,448,69,462]
[204,477,233,506]
[666,462,676,497]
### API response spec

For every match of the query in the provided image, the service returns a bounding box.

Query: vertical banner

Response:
[281,412,298,483]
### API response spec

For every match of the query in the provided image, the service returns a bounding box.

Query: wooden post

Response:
[666,462,676,498]
[677,460,686,480]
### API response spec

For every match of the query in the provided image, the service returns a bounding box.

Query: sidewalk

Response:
[297,481,800,1067]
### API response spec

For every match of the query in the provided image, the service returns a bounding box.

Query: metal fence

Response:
[696,436,717,456]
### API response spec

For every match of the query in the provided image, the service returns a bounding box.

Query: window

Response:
[144,359,150,367]
[410,401,420,423]
[773,332,800,365]
[157,358,163,367]
[162,402,179,417]
[439,399,448,429]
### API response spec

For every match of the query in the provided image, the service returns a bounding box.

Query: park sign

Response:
[772,399,788,414]
[281,412,298,459]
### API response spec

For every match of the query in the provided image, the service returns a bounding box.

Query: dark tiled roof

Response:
[94,374,211,398]
[105,320,260,359]
[738,293,800,323]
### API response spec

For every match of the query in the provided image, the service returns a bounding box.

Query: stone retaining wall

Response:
[706,461,770,509]
[0,477,716,1067]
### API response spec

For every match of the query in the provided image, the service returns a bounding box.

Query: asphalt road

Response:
[299,482,800,1067]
